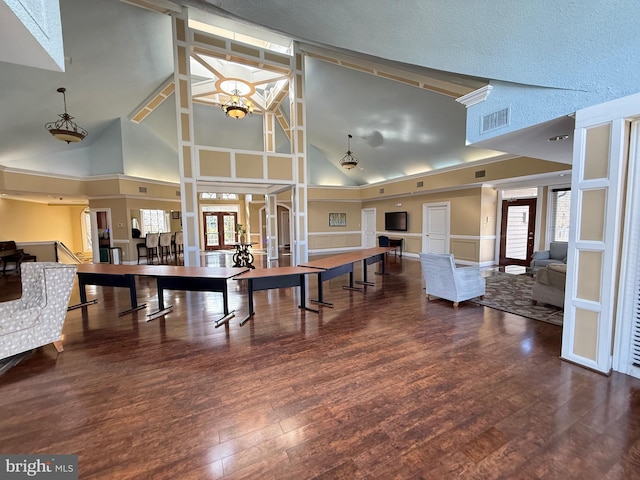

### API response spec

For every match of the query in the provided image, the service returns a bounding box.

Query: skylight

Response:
[188,20,292,55]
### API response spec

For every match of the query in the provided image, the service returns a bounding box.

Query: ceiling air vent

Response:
[138,186,147,193]
[475,170,486,178]
[481,107,509,133]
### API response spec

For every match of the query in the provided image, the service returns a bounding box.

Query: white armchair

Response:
[419,253,485,308]
[0,262,77,360]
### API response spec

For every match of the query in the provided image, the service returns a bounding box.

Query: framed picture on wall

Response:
[171,211,180,220]
[329,212,346,227]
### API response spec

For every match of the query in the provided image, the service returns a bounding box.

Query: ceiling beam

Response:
[128,77,175,124]
[299,44,487,99]
[119,0,182,14]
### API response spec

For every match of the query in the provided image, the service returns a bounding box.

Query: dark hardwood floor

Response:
[1,254,640,479]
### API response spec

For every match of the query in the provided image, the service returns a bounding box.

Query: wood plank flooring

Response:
[1,254,640,479]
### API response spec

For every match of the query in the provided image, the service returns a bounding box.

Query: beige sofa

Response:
[531,263,566,308]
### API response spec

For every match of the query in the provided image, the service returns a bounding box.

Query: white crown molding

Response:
[456,85,493,108]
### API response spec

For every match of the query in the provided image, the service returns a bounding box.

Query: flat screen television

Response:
[385,211,408,231]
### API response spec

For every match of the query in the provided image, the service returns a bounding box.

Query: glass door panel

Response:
[203,212,238,250]
[204,213,219,250]
[222,214,237,247]
[499,198,537,266]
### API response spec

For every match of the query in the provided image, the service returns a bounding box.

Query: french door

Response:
[499,198,536,266]
[203,212,238,250]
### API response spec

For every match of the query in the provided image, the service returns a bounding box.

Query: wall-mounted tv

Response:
[385,211,408,231]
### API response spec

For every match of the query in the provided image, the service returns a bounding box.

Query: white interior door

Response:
[422,202,450,253]
[361,208,376,248]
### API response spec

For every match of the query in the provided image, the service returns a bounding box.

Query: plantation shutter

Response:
[633,272,640,367]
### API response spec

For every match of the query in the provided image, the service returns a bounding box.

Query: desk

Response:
[300,247,392,307]
[388,238,403,257]
[72,264,247,326]
[234,266,320,325]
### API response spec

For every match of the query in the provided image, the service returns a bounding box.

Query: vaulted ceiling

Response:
[0,0,578,204]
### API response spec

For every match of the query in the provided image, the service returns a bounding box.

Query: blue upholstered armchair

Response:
[419,253,485,308]
[0,262,77,360]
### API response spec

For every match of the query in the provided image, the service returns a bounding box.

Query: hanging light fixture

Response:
[221,89,254,119]
[45,87,88,143]
[339,134,359,170]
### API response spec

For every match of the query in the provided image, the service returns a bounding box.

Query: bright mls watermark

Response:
[1,455,78,479]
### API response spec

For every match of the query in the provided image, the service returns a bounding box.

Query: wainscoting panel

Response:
[308,233,361,250]
[451,238,479,262]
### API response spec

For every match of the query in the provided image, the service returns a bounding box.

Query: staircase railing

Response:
[55,241,83,264]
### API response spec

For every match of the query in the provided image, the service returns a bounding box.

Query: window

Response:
[82,208,92,252]
[140,209,170,236]
[200,193,238,200]
[549,188,571,242]
[202,205,240,213]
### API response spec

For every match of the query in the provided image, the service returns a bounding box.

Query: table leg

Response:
[310,271,333,307]
[356,259,375,286]
[343,267,364,292]
[120,274,147,316]
[299,274,319,313]
[127,275,138,309]
[80,281,87,304]
[214,285,236,327]
[375,253,390,276]
[67,279,98,311]
[239,279,254,326]
[146,278,172,321]
[157,282,165,310]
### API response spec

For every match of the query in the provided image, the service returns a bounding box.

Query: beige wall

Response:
[308,200,363,251]
[248,200,264,246]
[1,155,569,263]
[0,171,86,198]
[479,186,498,263]
[0,198,86,253]
[88,197,182,263]
[306,186,492,260]
[362,187,485,260]
[359,157,567,201]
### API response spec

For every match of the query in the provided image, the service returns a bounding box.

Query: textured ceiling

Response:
[0,0,578,205]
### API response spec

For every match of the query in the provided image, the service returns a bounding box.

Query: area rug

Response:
[470,271,564,326]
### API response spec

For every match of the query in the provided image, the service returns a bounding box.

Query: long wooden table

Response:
[72,264,248,326]
[139,265,248,325]
[234,266,321,326]
[72,264,145,315]
[300,247,392,307]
